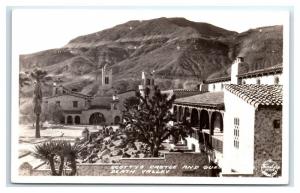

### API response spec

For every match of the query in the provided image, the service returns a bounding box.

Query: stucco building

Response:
[172,56,283,176]
[43,65,130,125]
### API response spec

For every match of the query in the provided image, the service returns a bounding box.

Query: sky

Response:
[12,8,289,55]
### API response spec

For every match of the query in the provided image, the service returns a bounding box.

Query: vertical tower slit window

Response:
[234,117,240,148]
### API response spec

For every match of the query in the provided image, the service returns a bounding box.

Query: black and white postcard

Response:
[10,5,290,184]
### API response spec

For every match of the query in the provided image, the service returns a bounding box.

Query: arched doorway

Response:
[89,112,106,125]
[200,110,209,130]
[191,108,199,127]
[67,116,73,124]
[199,110,210,146]
[74,116,80,124]
[114,116,121,125]
[211,112,223,133]
[191,144,196,152]
[178,106,183,122]
[183,107,190,122]
[173,106,177,121]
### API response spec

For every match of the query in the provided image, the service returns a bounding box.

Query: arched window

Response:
[221,84,224,90]
[74,116,80,124]
[67,116,73,124]
[105,77,109,84]
[274,76,280,85]
[213,84,215,91]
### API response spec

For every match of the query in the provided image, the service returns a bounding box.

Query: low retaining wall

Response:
[77,152,210,176]
[20,152,211,176]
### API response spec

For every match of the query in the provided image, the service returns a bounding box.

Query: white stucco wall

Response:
[186,137,200,152]
[222,89,255,175]
[241,74,282,85]
[208,81,230,92]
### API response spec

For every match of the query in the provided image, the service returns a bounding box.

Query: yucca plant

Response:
[33,140,81,176]
[63,143,81,176]
[33,141,61,176]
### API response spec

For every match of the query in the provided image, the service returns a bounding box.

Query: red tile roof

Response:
[237,65,282,79]
[224,84,283,108]
[162,89,205,99]
[204,76,231,84]
[174,92,224,109]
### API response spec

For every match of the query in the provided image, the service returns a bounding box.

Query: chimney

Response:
[231,57,244,84]
[52,82,58,96]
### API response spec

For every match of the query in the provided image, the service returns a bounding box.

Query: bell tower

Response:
[139,70,155,97]
[101,64,113,89]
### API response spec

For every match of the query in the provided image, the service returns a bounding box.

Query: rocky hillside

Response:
[20,17,283,96]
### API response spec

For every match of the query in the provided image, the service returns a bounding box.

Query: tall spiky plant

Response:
[30,69,49,138]
[63,143,81,176]
[122,86,191,157]
[33,141,61,176]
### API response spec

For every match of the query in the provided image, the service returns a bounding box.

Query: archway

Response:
[74,116,80,124]
[114,116,121,125]
[67,116,73,124]
[183,107,190,122]
[89,112,106,125]
[199,110,210,146]
[191,108,199,127]
[211,112,223,134]
[178,106,183,122]
[191,144,196,152]
[200,110,209,130]
[173,106,177,121]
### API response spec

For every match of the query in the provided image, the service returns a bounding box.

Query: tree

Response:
[122,86,191,157]
[33,140,64,176]
[31,69,51,138]
[33,140,81,176]
[42,103,64,124]
[123,96,140,111]
[63,142,81,176]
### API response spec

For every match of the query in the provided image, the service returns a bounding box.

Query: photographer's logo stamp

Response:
[261,159,280,177]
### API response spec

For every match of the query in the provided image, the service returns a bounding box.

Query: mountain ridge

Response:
[19,17,283,96]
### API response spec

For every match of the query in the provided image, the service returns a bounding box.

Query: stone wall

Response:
[76,153,210,176]
[253,108,282,176]
[20,153,211,176]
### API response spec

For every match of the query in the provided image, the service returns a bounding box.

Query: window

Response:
[242,80,246,85]
[221,84,224,90]
[256,78,261,85]
[56,101,60,107]
[274,76,280,85]
[213,84,215,91]
[113,103,118,110]
[105,77,109,84]
[146,79,150,85]
[273,119,281,134]
[233,117,240,148]
[73,101,78,108]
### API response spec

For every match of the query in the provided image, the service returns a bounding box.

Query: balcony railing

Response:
[199,130,223,153]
